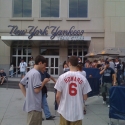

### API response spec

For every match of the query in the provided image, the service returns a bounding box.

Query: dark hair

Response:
[35,55,46,65]
[63,61,67,68]
[77,62,83,71]
[68,56,78,66]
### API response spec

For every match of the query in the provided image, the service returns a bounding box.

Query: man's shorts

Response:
[20,72,25,76]
[59,115,82,125]
[27,111,42,125]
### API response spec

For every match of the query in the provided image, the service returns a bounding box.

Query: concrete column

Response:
[31,47,39,59]
[0,39,10,75]
[59,47,68,75]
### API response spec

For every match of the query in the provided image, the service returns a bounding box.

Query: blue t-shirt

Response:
[103,67,115,83]
[0,72,6,77]
[40,71,50,94]
[40,71,50,81]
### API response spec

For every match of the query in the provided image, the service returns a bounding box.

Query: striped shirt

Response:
[54,71,91,121]
[20,68,42,112]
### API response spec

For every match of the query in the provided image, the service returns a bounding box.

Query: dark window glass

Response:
[41,0,59,17]
[51,58,54,67]
[12,48,17,55]
[51,68,54,75]
[40,49,59,55]
[18,57,22,66]
[55,68,58,75]
[73,49,77,56]
[45,58,49,67]
[28,49,31,55]
[13,0,32,17]
[18,48,22,55]
[12,57,16,67]
[51,0,59,17]
[69,0,88,18]
[68,49,72,56]
[55,58,58,67]
[23,48,27,55]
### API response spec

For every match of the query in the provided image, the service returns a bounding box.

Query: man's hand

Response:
[43,78,50,84]
[104,65,107,69]
[19,83,26,97]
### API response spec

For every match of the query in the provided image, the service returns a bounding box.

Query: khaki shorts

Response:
[59,115,82,125]
[27,111,42,125]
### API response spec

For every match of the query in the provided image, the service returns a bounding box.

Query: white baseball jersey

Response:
[54,71,91,121]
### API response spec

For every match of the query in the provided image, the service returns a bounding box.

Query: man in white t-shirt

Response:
[54,56,91,125]
[19,59,27,79]
[29,56,35,70]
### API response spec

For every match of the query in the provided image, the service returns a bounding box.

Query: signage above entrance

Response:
[8,25,84,40]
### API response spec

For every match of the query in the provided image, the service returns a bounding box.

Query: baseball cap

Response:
[105,61,109,64]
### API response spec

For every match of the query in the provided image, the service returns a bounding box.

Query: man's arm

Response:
[56,90,61,105]
[50,76,56,84]
[83,94,88,101]
[112,73,116,86]
[19,83,26,97]
[100,66,106,74]
[34,78,50,93]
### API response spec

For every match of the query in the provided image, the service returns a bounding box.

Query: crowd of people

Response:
[1,55,125,125]
[84,57,125,84]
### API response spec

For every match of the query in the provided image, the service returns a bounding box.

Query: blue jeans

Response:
[9,70,13,77]
[42,93,51,118]
[117,70,122,85]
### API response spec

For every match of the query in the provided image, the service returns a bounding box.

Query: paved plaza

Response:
[0,88,125,125]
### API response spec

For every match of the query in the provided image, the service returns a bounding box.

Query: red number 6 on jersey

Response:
[69,83,77,96]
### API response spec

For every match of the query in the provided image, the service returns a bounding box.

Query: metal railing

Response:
[5,69,20,89]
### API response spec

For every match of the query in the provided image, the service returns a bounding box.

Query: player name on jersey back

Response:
[64,76,83,84]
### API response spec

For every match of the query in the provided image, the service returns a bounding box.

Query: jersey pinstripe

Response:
[54,71,91,121]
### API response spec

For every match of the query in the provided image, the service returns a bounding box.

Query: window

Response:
[69,0,88,18]
[13,0,32,17]
[41,0,59,17]
[11,43,31,76]
[40,48,59,55]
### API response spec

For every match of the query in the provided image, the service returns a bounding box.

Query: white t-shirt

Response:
[9,65,14,71]
[54,71,91,121]
[77,71,86,77]
[29,60,35,69]
[19,62,27,72]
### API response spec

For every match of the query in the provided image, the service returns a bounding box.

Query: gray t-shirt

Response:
[109,61,115,71]
[20,68,42,112]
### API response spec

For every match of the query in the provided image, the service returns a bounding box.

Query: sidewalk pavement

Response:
[0,88,125,125]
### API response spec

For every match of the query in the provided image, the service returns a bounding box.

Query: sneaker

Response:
[46,116,55,120]
[108,105,110,108]
[103,101,106,104]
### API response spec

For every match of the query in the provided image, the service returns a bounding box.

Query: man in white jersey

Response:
[19,55,50,125]
[54,56,91,125]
